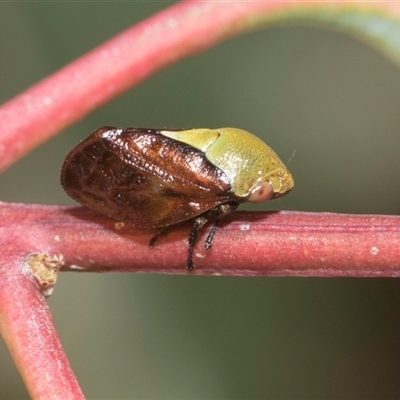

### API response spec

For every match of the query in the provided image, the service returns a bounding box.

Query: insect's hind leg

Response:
[149,226,172,247]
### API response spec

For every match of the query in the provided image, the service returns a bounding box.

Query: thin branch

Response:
[1,0,400,173]
[0,253,84,399]
[1,202,399,277]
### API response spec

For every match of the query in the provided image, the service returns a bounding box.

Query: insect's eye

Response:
[247,181,274,204]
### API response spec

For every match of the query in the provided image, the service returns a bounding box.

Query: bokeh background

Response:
[1,2,400,399]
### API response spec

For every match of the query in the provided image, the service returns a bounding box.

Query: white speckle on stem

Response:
[69,264,86,270]
[370,246,379,256]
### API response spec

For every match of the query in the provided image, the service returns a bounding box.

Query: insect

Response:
[61,127,294,270]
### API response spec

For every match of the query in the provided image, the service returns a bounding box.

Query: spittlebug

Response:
[61,127,294,270]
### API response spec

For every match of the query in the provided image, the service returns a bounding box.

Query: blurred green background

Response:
[1,2,400,399]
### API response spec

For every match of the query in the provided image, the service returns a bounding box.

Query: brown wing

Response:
[61,127,241,228]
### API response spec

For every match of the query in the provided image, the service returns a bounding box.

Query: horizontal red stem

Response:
[1,202,399,277]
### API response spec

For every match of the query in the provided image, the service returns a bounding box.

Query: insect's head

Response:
[247,167,294,203]
[266,167,294,199]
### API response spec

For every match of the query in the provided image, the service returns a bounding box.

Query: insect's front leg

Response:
[188,202,240,269]
[204,202,239,250]
[204,220,219,250]
[187,214,211,271]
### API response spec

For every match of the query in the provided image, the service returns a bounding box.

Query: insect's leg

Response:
[187,214,210,270]
[205,220,219,250]
[204,202,239,250]
[149,226,172,247]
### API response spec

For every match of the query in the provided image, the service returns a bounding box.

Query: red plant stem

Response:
[1,0,400,173]
[0,253,84,399]
[1,202,399,277]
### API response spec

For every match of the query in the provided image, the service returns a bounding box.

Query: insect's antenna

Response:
[286,150,296,165]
